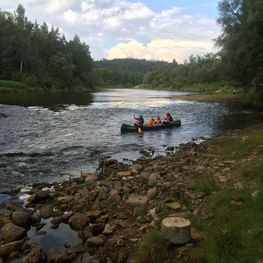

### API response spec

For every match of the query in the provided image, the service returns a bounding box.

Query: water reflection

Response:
[0,92,94,109]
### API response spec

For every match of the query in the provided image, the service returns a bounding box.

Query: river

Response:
[0,89,248,193]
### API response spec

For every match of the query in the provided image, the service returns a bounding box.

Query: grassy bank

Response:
[189,124,263,263]
[135,123,263,263]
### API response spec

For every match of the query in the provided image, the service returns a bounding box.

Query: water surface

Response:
[0,89,248,192]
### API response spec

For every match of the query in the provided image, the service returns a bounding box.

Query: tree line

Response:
[93,59,169,87]
[0,5,93,91]
[143,0,263,106]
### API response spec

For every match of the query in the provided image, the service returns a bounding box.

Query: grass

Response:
[136,230,175,263]
[215,126,263,160]
[189,147,263,263]
[0,79,27,89]
[195,175,218,195]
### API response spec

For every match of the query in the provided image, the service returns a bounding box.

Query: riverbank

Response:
[171,93,241,103]
[1,122,262,262]
[0,80,95,95]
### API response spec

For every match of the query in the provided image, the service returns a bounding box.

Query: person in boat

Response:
[134,115,144,127]
[155,116,162,125]
[147,117,154,127]
[163,112,173,125]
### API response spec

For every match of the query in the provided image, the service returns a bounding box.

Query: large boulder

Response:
[39,205,54,219]
[28,191,51,203]
[12,210,32,227]
[0,239,24,256]
[68,212,90,230]
[161,217,191,244]
[0,223,26,242]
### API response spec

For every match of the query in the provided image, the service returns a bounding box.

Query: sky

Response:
[0,0,221,63]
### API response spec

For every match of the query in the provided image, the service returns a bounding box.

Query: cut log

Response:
[161,217,191,244]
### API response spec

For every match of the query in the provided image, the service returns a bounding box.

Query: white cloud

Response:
[106,39,218,63]
[62,10,78,24]
[0,0,221,61]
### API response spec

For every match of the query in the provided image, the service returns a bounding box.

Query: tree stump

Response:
[161,217,191,244]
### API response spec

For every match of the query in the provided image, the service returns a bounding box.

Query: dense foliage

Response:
[0,5,93,91]
[93,59,169,87]
[217,0,263,105]
[143,54,225,91]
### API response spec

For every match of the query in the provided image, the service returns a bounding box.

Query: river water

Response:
[0,89,250,192]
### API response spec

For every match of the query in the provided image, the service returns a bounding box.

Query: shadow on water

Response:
[0,92,94,110]
[219,112,263,130]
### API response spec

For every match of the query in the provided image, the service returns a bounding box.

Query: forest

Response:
[93,59,169,87]
[0,5,93,91]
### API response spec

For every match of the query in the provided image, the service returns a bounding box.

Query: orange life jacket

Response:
[155,119,162,125]
[147,119,154,127]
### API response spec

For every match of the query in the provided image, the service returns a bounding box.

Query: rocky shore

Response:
[0,124,262,263]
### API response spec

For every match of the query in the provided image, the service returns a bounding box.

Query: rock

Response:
[12,210,32,227]
[110,189,121,201]
[86,210,104,221]
[51,216,63,225]
[22,246,46,263]
[82,227,92,239]
[126,195,149,207]
[131,164,143,171]
[31,213,41,225]
[165,201,181,210]
[161,217,191,244]
[90,223,105,236]
[0,223,26,242]
[62,211,73,220]
[66,244,85,255]
[82,173,98,183]
[0,239,24,256]
[147,187,157,200]
[218,175,227,183]
[39,205,54,219]
[191,228,202,241]
[87,236,105,247]
[103,224,117,235]
[28,191,50,203]
[166,146,175,152]
[6,202,23,211]
[57,196,74,204]
[68,212,90,230]
[252,190,259,200]
[117,171,132,177]
[47,247,64,262]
